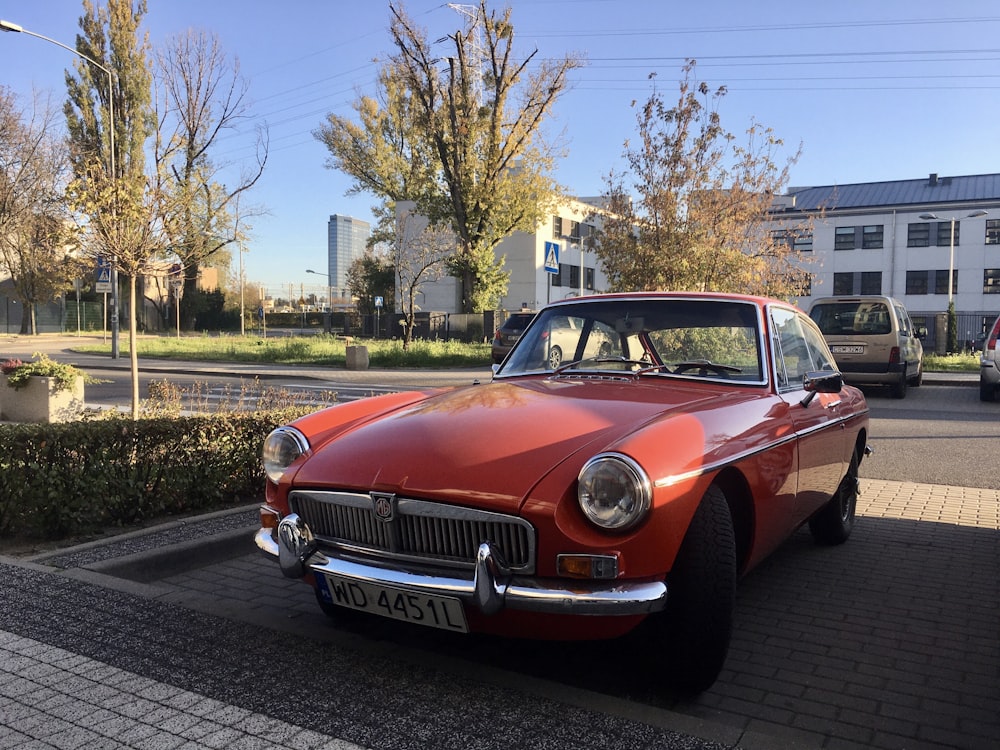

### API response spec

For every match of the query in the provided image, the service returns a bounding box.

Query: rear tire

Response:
[651,485,736,694]
[809,452,859,545]
[981,380,997,402]
[890,369,907,399]
[547,345,563,369]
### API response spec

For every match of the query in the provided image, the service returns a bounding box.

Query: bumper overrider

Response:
[255,512,668,617]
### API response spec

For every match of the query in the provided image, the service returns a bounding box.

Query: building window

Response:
[934,270,958,295]
[987,220,1000,245]
[793,230,813,253]
[834,226,856,250]
[935,221,959,246]
[862,225,884,249]
[552,216,562,238]
[568,220,581,241]
[833,272,853,295]
[907,223,930,247]
[860,271,882,294]
[984,269,1000,293]
[906,271,928,294]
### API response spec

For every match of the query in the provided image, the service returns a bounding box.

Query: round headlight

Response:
[262,427,309,483]
[578,453,652,531]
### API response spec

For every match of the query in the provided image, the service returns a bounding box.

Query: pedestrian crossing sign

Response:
[544,241,560,274]
[95,262,112,293]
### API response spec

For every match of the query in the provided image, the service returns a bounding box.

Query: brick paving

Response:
[1,478,997,749]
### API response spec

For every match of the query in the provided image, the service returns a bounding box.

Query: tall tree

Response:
[154,28,267,331]
[316,1,580,313]
[596,61,811,299]
[66,0,159,418]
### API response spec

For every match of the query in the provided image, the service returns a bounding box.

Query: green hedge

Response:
[0,409,309,541]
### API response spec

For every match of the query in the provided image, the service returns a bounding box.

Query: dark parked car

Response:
[256,292,870,693]
[490,311,536,364]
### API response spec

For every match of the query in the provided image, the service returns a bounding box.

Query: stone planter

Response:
[1,375,85,423]
[345,345,369,370]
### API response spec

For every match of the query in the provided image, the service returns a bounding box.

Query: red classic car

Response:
[255,293,870,692]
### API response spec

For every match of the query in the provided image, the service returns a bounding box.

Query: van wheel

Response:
[909,366,923,387]
[890,369,907,399]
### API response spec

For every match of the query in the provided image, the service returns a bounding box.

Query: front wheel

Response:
[648,485,736,694]
[890,368,907,399]
[809,451,859,545]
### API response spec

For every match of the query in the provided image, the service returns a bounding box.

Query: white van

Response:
[808,296,924,399]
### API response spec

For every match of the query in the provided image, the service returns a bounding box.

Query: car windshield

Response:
[496,298,764,382]
[810,301,892,336]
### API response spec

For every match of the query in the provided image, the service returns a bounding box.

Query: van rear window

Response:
[810,302,892,336]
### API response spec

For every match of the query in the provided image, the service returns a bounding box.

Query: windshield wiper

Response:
[553,356,664,375]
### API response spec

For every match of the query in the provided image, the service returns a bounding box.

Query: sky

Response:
[2,0,1000,299]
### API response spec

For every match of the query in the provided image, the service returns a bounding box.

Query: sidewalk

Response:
[2,477,997,750]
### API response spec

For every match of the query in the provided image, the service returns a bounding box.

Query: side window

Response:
[771,307,816,390]
[895,304,911,336]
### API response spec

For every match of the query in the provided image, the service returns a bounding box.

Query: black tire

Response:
[890,369,907,399]
[651,485,737,694]
[547,345,563,369]
[809,451,859,545]
[981,380,997,402]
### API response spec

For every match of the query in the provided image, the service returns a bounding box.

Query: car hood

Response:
[291,377,728,513]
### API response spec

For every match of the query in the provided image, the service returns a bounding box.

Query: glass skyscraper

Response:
[327,214,370,298]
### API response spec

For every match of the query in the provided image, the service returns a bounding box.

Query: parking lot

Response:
[2,475,996,750]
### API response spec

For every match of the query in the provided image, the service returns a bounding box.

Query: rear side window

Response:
[810,302,892,336]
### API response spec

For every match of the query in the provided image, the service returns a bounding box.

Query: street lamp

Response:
[306,269,333,332]
[918,210,988,306]
[1,19,119,358]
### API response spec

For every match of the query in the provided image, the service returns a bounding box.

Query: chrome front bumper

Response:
[255,512,667,617]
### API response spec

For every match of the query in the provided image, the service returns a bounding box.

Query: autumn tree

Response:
[392,208,452,348]
[0,87,81,334]
[316,1,580,313]
[596,60,811,299]
[154,28,267,331]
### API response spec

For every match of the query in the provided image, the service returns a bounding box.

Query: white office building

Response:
[770,172,1000,348]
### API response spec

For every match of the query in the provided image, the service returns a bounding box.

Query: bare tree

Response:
[596,61,812,299]
[154,28,267,330]
[0,87,80,334]
[392,208,452,349]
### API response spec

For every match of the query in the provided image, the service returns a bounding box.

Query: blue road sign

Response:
[544,241,560,274]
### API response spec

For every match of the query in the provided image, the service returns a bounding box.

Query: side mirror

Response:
[800,370,843,407]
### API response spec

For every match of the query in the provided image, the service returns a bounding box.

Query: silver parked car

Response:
[980,314,1000,401]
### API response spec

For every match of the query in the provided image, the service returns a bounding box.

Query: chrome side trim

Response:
[270,513,667,617]
[653,409,868,488]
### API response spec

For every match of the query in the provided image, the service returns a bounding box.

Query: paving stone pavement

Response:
[1,478,997,750]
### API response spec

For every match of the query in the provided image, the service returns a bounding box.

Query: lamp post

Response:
[918,210,988,306]
[306,269,333,333]
[1,19,119,359]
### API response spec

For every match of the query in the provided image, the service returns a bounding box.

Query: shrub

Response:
[3,352,89,393]
[0,407,312,541]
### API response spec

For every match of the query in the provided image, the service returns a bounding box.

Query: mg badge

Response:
[371,492,396,522]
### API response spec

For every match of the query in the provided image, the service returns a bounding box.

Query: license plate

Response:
[315,573,469,632]
[832,345,865,354]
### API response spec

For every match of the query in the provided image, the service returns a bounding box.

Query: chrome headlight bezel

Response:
[262,426,310,483]
[577,453,652,531]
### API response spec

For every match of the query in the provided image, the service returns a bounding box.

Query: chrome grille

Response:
[290,490,535,573]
